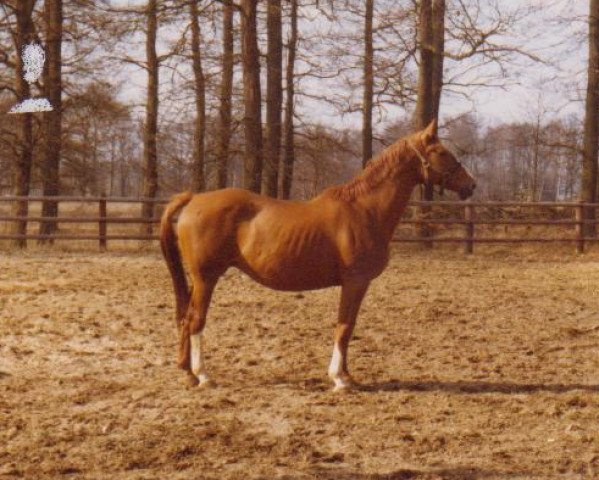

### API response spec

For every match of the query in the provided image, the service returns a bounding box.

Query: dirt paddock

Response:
[1,246,599,479]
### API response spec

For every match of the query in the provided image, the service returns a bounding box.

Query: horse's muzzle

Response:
[458,184,475,200]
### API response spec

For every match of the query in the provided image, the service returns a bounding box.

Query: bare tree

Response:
[431,0,444,122]
[583,0,599,236]
[0,0,587,231]
[215,0,234,189]
[291,124,357,201]
[190,0,206,192]
[10,0,36,247]
[39,0,63,241]
[362,0,373,168]
[262,0,283,196]
[60,83,133,196]
[414,0,444,131]
[280,0,298,199]
[240,0,262,192]
[141,0,159,232]
[414,0,435,246]
[414,0,434,129]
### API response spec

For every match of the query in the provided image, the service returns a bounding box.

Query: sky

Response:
[438,0,588,127]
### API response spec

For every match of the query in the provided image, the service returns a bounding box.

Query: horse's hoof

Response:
[332,385,352,393]
[331,377,357,392]
[197,378,216,389]
[185,373,200,388]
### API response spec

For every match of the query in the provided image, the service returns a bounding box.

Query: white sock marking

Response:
[328,343,342,379]
[190,332,210,383]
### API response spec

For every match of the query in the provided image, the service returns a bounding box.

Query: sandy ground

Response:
[1,247,599,479]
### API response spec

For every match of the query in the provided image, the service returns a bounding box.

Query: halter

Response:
[407,141,464,196]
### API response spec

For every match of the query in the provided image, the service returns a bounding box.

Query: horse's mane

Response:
[324,138,412,202]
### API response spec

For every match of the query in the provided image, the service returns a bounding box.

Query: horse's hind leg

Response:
[179,274,217,386]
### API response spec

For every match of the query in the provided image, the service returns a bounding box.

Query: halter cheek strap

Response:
[407,141,431,187]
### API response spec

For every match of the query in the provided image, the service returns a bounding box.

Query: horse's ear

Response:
[421,118,438,144]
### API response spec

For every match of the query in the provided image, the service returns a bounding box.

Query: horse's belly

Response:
[238,246,340,291]
[271,260,339,291]
[235,210,343,290]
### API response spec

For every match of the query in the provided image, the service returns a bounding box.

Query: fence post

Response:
[464,202,474,254]
[11,195,29,249]
[99,193,107,250]
[575,201,584,254]
[419,197,433,249]
[141,198,156,240]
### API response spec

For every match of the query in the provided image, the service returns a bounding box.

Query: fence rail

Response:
[1,195,599,253]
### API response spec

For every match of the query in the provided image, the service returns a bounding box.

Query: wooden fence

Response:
[1,195,599,253]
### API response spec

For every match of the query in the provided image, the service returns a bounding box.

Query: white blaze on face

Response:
[190,333,210,383]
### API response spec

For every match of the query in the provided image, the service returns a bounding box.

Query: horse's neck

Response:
[356,155,420,242]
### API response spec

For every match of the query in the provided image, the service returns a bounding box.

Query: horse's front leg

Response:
[328,280,369,391]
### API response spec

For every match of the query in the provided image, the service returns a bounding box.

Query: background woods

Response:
[0,1,596,220]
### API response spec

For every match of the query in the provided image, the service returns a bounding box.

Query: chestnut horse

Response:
[160,120,476,390]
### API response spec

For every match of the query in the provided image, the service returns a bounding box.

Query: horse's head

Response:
[410,120,476,200]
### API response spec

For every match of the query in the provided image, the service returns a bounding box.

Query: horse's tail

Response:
[160,191,194,325]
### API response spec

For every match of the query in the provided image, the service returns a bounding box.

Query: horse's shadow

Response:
[278,465,531,480]
[279,376,599,395]
[359,378,599,395]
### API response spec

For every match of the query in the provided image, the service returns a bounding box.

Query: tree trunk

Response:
[215,0,234,189]
[431,0,445,122]
[39,0,63,242]
[190,0,206,192]
[262,0,283,196]
[109,135,116,196]
[362,0,374,168]
[414,0,434,132]
[240,0,263,192]
[583,0,599,237]
[414,0,434,247]
[280,0,298,200]
[532,116,541,201]
[141,0,159,234]
[11,0,36,248]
